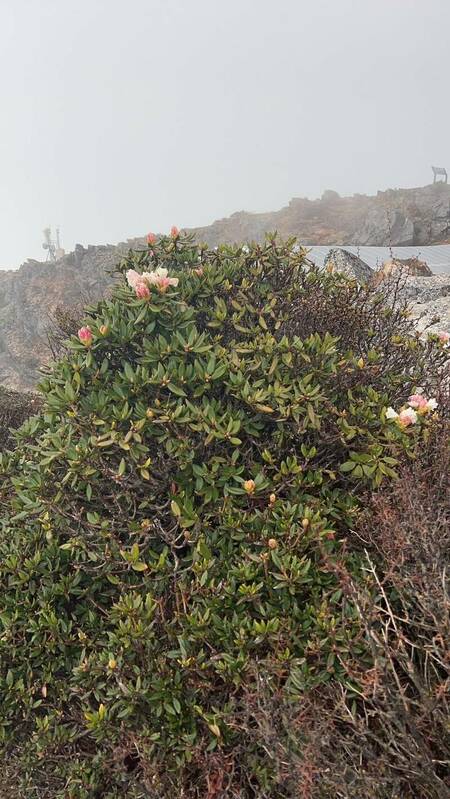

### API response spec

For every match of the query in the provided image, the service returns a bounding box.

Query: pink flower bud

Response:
[146,232,156,245]
[170,226,179,238]
[438,331,449,344]
[194,267,204,276]
[135,282,151,299]
[78,326,92,346]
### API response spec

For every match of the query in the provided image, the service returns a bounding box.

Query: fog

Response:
[0,0,448,268]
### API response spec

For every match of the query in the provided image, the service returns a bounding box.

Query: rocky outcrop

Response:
[320,249,449,335]
[383,257,433,277]
[190,183,450,247]
[0,240,144,390]
[398,274,450,334]
[372,256,433,287]
[323,249,374,283]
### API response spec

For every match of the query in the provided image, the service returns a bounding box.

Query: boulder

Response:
[323,248,373,283]
[374,257,433,286]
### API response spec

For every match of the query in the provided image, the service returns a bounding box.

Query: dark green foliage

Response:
[0,234,447,797]
[0,386,41,450]
[45,304,85,360]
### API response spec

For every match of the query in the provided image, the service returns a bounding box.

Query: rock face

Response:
[323,248,374,283]
[356,209,415,246]
[0,240,143,390]
[190,183,450,247]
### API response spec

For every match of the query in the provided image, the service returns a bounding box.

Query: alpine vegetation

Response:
[0,232,448,798]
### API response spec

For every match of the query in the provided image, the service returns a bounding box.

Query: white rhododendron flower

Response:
[126,269,142,289]
[386,406,420,426]
[146,267,179,292]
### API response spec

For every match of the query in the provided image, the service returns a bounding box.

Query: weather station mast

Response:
[42,226,65,262]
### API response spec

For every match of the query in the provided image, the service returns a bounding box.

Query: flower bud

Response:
[78,326,92,346]
[269,493,276,505]
[136,282,151,299]
[170,226,179,238]
[108,658,117,670]
[268,538,277,549]
[146,232,156,245]
[244,479,256,494]
[99,324,108,336]
[302,518,309,529]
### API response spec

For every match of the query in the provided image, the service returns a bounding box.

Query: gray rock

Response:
[323,248,373,283]
[396,275,450,335]
[397,274,450,303]
[356,209,415,246]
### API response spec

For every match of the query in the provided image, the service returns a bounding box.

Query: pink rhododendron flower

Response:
[194,267,204,276]
[78,326,92,346]
[408,394,438,413]
[385,407,398,420]
[398,407,417,427]
[146,232,156,245]
[135,281,151,299]
[438,331,449,345]
[170,226,179,238]
[408,394,428,410]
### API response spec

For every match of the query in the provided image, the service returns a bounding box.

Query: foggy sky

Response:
[0,0,449,269]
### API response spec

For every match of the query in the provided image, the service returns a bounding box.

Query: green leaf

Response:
[132,562,148,572]
[167,383,187,397]
[171,500,181,517]
[124,362,135,382]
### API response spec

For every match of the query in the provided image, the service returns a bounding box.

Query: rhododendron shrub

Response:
[0,234,447,798]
